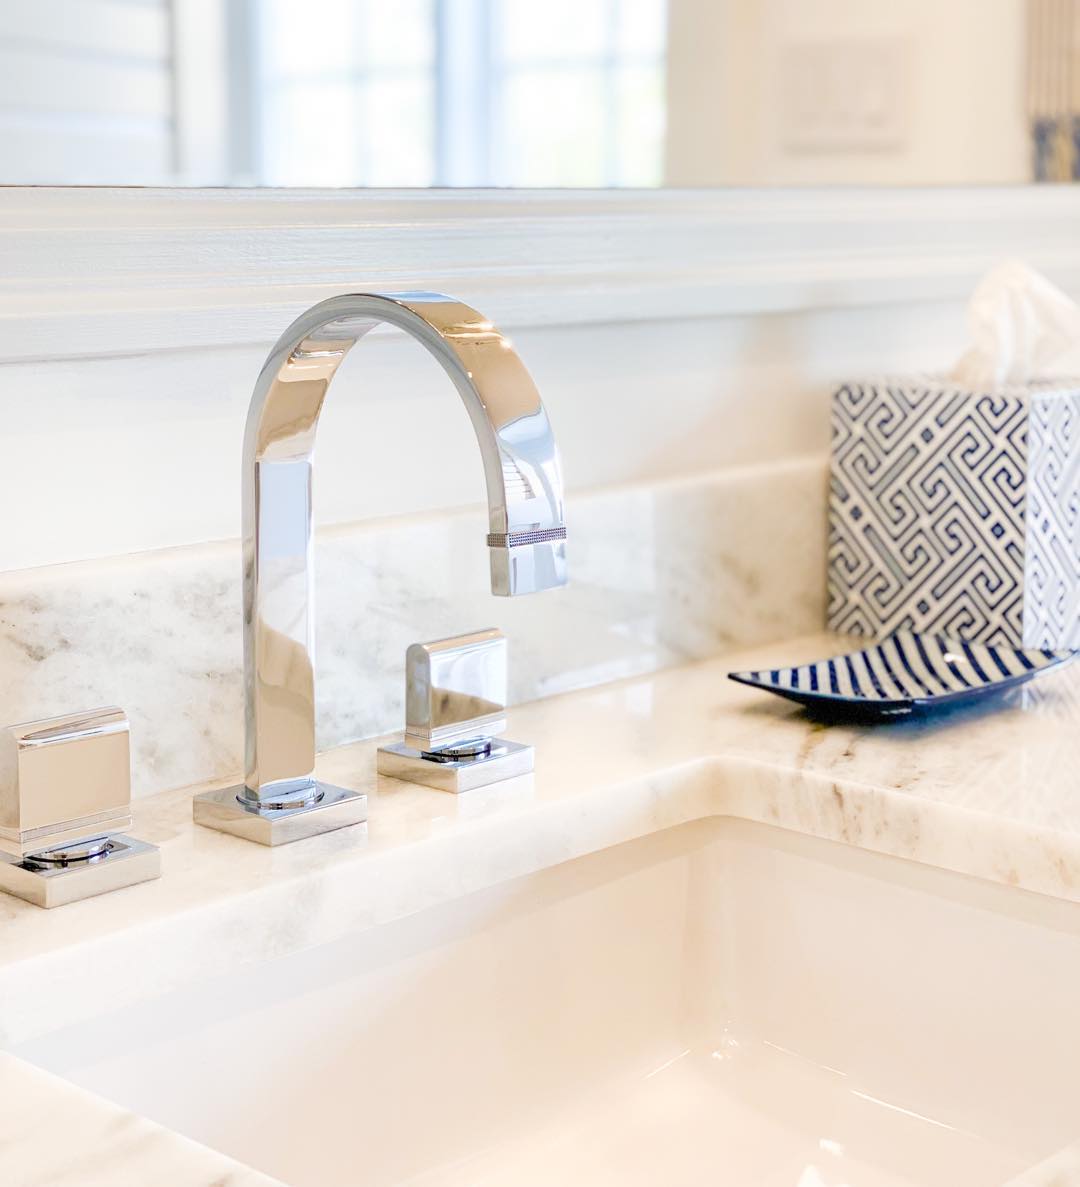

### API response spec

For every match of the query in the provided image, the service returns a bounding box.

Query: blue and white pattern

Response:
[828,379,1080,650]
[729,631,1073,719]
[1026,389,1080,649]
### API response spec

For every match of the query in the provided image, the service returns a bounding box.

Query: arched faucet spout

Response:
[238,292,566,805]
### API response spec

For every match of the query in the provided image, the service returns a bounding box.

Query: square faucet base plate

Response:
[192,782,367,846]
[0,835,161,909]
[377,739,534,793]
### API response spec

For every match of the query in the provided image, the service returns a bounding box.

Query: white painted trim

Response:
[2,186,1080,361]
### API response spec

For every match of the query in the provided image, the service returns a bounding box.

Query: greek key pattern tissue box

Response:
[828,379,1080,649]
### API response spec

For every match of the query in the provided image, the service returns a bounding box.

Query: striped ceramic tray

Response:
[728,631,1075,720]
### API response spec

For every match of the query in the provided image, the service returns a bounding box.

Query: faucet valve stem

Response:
[423,736,494,762]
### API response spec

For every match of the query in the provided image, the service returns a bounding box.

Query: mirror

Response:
[4,0,1071,188]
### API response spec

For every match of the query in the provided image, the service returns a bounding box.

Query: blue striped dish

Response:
[728,632,1075,719]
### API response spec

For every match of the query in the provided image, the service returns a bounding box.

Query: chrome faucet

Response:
[193,292,566,845]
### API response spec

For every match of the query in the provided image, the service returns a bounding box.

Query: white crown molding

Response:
[2,186,1080,361]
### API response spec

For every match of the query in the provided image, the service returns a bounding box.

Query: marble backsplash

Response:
[0,457,826,797]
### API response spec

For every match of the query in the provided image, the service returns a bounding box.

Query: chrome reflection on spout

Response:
[193,292,566,841]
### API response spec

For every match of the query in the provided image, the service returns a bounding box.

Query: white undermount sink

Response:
[12,818,1080,1186]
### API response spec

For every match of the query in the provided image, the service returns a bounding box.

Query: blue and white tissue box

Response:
[828,377,1080,649]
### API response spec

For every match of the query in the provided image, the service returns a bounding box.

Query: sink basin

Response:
[11,818,1080,1186]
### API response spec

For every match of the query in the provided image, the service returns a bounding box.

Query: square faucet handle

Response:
[380,628,532,794]
[0,706,133,861]
[0,707,160,907]
[405,628,508,754]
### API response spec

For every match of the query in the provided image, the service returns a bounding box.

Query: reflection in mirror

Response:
[1,0,1074,188]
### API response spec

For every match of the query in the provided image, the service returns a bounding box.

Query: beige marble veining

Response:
[2,632,1080,1042]
[0,457,826,798]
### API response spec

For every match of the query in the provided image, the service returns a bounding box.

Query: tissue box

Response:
[828,377,1080,649]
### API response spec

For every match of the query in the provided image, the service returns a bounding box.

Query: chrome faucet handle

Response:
[378,629,534,793]
[0,708,160,908]
[405,628,508,752]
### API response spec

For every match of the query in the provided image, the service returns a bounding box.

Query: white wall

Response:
[5,186,1080,573]
[667,0,1030,186]
[0,303,969,570]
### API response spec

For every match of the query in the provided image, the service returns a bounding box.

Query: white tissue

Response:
[950,260,1080,389]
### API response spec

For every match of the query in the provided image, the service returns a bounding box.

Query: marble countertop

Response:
[0,1052,284,1187]
[3,631,1080,1185]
